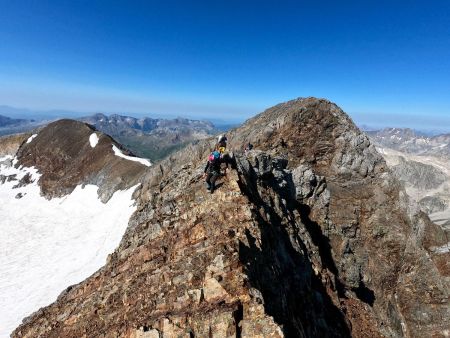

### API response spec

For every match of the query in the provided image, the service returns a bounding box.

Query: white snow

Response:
[112,144,151,167]
[26,134,37,144]
[432,243,450,254]
[0,160,138,337]
[0,155,13,163]
[89,132,99,148]
[376,147,387,155]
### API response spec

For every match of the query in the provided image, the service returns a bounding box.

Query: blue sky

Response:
[0,1,449,129]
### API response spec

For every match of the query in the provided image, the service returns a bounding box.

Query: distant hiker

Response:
[244,142,253,153]
[204,150,222,194]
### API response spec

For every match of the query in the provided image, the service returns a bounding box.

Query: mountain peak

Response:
[15,118,149,201]
[228,97,384,178]
[11,98,450,338]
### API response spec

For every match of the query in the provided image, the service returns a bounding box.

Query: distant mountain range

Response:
[0,114,44,137]
[0,115,28,127]
[366,127,450,156]
[0,106,224,162]
[366,127,450,230]
[78,113,218,162]
[0,111,219,162]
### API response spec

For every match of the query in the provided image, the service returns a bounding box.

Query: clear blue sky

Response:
[0,1,449,129]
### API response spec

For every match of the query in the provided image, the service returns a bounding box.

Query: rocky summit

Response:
[12,98,449,338]
[13,119,148,202]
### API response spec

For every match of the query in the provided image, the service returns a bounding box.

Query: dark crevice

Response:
[297,203,338,275]
[353,281,375,306]
[233,302,243,338]
[234,154,351,338]
[296,203,347,299]
[189,330,195,338]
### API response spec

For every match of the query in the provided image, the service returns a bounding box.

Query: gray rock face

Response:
[291,164,327,201]
[11,98,450,338]
[391,157,447,190]
[419,195,448,213]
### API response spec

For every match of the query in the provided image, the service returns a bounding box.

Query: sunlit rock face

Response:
[11,98,450,338]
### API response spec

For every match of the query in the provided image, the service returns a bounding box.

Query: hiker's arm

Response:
[204,161,209,173]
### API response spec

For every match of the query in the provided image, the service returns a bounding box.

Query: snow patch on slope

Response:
[112,144,151,167]
[0,160,138,337]
[26,134,37,144]
[432,243,450,254]
[0,155,13,164]
[89,133,99,148]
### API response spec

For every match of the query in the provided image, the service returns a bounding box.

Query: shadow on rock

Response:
[235,154,351,338]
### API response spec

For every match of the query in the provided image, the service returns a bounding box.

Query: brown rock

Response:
[12,98,450,338]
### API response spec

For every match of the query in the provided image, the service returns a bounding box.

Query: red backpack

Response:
[208,151,220,163]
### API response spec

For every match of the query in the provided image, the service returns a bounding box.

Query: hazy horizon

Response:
[1,1,449,131]
[2,101,450,135]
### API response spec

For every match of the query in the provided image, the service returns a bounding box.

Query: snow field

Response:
[112,144,151,166]
[0,159,138,337]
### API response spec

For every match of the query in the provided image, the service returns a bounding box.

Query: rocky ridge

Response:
[12,98,450,337]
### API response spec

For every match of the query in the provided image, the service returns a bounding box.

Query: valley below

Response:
[368,129,450,252]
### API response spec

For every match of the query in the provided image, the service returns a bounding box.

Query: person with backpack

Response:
[203,150,222,194]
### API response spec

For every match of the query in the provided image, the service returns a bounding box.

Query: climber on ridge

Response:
[204,150,222,194]
[216,134,231,172]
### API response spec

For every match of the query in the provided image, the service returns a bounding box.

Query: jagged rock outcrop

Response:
[12,98,449,337]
